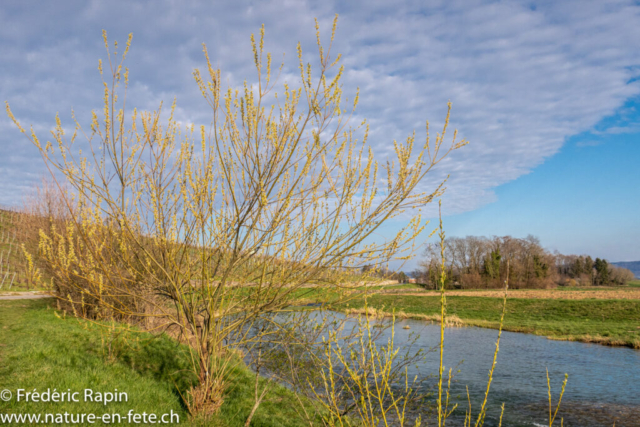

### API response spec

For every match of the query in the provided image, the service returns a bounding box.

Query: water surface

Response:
[374,316,640,426]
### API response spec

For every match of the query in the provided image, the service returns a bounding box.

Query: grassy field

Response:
[0,298,320,426]
[339,292,640,348]
[628,279,640,288]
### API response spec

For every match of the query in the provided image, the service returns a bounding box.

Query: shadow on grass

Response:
[0,298,321,427]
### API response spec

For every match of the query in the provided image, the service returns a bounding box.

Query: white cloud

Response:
[1,0,640,217]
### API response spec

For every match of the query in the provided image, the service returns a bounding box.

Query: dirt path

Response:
[0,292,53,300]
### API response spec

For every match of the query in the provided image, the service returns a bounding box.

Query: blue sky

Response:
[444,108,640,262]
[1,0,639,267]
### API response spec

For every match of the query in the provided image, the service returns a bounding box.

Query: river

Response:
[252,310,640,426]
[372,316,640,426]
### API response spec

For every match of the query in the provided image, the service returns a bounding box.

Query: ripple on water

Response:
[344,313,640,426]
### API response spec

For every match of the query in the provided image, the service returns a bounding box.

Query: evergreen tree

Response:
[594,258,610,285]
[483,248,501,279]
[570,256,584,277]
[584,256,594,272]
[533,254,549,278]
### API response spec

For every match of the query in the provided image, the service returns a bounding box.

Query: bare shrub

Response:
[609,265,635,286]
[460,272,483,289]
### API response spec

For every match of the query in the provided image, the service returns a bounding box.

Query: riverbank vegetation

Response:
[339,293,640,348]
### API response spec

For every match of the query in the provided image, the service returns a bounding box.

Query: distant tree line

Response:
[410,235,635,289]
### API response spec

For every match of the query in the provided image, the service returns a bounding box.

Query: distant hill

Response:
[612,261,640,279]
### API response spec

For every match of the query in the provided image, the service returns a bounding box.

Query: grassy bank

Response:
[0,299,318,426]
[339,294,640,348]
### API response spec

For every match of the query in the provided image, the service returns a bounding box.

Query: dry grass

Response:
[546,333,640,348]
[391,288,640,300]
[344,306,464,327]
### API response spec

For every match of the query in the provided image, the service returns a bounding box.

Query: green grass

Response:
[339,294,640,348]
[0,299,320,426]
[627,279,640,288]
